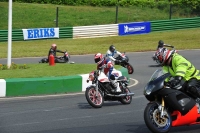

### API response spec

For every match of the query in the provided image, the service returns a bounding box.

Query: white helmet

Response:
[155,48,174,65]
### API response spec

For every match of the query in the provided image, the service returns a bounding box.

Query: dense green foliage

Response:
[1,0,200,10]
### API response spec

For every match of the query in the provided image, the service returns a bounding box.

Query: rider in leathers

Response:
[94,53,121,92]
[48,44,66,63]
[106,45,122,65]
[155,47,200,100]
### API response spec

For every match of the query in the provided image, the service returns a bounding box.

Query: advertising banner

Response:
[118,22,151,36]
[22,28,59,40]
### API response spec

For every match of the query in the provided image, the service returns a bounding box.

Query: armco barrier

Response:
[0,68,128,97]
[151,17,200,32]
[0,17,200,42]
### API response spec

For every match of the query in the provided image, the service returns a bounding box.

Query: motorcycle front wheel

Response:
[119,88,132,104]
[85,86,104,108]
[144,102,172,133]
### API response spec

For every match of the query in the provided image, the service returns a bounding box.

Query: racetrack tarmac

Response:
[0,50,199,133]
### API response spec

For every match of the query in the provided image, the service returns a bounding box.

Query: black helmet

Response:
[109,45,116,52]
[158,40,164,48]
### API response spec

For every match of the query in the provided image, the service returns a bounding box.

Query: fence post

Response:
[56,7,59,27]
[115,0,119,24]
[169,1,172,19]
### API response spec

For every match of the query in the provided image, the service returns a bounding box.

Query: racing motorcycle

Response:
[114,52,134,74]
[85,68,134,108]
[39,50,75,64]
[143,69,200,133]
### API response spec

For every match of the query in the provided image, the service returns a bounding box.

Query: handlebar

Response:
[163,44,174,49]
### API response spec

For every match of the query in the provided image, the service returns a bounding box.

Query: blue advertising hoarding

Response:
[118,22,151,36]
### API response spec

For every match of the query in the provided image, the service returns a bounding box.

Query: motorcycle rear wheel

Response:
[126,64,134,74]
[144,102,172,133]
[119,88,132,104]
[85,86,104,108]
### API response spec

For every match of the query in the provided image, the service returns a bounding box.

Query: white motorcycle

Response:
[85,68,134,108]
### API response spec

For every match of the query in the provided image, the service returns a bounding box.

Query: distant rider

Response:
[152,40,176,63]
[94,53,121,92]
[154,47,200,100]
[48,44,66,63]
[106,45,122,65]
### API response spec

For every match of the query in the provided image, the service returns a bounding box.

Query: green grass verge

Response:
[0,63,121,79]
[0,28,200,58]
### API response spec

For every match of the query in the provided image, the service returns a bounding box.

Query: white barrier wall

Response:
[0,79,6,97]
[73,24,118,39]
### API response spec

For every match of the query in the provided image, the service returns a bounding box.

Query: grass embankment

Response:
[0,2,190,30]
[0,2,199,79]
[0,28,200,79]
[0,28,200,58]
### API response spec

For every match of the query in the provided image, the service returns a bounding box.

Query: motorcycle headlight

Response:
[144,84,155,95]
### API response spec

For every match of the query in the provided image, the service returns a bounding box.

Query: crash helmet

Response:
[155,47,174,65]
[157,40,164,49]
[109,45,116,53]
[94,53,104,64]
[51,44,57,50]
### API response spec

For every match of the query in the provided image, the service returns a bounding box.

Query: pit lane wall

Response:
[0,68,128,97]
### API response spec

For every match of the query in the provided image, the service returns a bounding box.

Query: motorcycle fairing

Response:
[158,88,196,116]
[98,72,110,83]
[144,73,170,95]
[171,105,199,126]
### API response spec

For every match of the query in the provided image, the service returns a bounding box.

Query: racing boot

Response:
[110,80,121,92]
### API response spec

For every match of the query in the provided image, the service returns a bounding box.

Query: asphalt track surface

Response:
[0,50,199,133]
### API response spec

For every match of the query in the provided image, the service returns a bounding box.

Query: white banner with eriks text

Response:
[22,28,59,40]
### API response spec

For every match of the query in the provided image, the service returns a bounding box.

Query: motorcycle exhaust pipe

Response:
[107,92,135,97]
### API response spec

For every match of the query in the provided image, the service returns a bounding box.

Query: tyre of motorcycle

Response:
[144,102,172,133]
[126,63,134,74]
[119,88,132,104]
[39,58,48,63]
[85,86,104,108]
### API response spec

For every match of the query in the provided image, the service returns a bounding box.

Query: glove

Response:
[170,76,183,89]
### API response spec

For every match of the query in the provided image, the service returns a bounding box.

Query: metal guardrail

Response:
[151,17,200,32]
[0,17,200,42]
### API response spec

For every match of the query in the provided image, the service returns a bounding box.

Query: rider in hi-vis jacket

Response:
[155,47,200,100]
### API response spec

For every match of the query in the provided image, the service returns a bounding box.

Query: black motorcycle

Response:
[143,69,200,133]
[39,51,75,64]
[115,52,134,74]
[85,68,134,108]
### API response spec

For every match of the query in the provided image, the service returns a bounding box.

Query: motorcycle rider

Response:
[48,44,66,63]
[106,45,122,65]
[154,47,200,100]
[94,53,121,92]
[152,40,175,63]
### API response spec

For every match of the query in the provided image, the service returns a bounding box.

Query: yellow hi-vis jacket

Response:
[163,53,200,82]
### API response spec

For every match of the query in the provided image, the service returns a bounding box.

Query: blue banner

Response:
[22,28,59,40]
[118,22,151,36]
